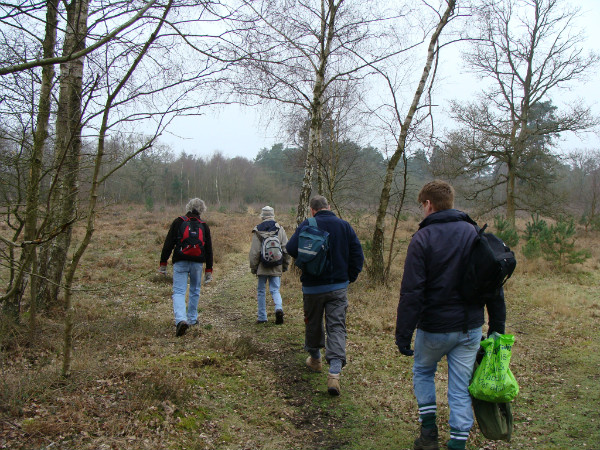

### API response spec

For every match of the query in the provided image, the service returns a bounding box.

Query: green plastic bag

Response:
[469,332,519,403]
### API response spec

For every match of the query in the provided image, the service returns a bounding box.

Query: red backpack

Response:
[174,216,205,258]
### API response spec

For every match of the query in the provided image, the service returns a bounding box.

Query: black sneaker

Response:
[176,321,189,337]
[414,426,439,450]
[256,320,267,324]
[275,309,284,325]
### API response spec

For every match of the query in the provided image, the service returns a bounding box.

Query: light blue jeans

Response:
[172,261,203,325]
[413,327,482,432]
[257,275,282,321]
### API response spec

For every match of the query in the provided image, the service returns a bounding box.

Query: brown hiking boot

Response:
[327,373,340,396]
[414,426,439,450]
[305,356,322,372]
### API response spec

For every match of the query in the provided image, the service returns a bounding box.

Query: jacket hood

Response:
[253,220,280,239]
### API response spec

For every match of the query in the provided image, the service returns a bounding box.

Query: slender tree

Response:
[62,0,174,376]
[368,0,458,283]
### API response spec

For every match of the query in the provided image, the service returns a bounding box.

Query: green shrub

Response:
[493,215,519,247]
[522,236,542,260]
[580,212,600,231]
[145,196,154,212]
[522,214,548,260]
[524,213,548,240]
[539,216,591,269]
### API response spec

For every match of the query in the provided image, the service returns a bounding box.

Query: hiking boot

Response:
[327,373,340,396]
[275,309,284,325]
[414,426,439,450]
[175,321,189,337]
[306,356,322,372]
[256,319,267,324]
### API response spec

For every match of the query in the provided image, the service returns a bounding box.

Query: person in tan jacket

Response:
[249,206,290,324]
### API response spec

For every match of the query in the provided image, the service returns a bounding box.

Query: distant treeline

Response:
[90,139,599,226]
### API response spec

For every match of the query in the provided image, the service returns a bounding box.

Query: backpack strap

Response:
[462,222,490,332]
[181,215,204,223]
[308,217,318,228]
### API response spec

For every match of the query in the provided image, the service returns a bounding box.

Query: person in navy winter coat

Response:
[395,181,506,450]
[286,195,364,396]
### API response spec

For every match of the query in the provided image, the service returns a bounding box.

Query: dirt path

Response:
[199,258,347,450]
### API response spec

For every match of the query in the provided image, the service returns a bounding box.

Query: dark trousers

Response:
[303,288,348,365]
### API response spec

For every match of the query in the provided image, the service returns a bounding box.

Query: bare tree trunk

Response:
[384,152,408,281]
[62,0,172,376]
[370,0,456,284]
[2,0,59,323]
[297,140,315,223]
[38,0,89,308]
[506,157,516,225]
[27,0,60,328]
[371,147,404,282]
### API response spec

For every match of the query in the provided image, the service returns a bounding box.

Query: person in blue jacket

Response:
[395,181,506,450]
[286,195,364,396]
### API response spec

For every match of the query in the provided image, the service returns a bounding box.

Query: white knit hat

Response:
[260,206,275,219]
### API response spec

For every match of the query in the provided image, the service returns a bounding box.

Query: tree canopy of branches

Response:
[440,0,598,223]
[0,0,236,375]
[228,0,402,224]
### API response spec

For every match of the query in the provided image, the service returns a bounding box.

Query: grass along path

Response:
[2,205,600,449]
[1,208,353,450]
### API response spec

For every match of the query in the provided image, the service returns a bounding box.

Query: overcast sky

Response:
[161,0,600,161]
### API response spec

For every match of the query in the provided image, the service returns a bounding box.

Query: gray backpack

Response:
[260,228,283,267]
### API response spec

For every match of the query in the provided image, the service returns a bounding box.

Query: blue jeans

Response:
[413,327,482,432]
[172,260,203,325]
[257,275,282,321]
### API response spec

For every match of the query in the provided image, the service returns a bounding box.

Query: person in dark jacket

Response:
[286,195,364,396]
[395,181,506,450]
[160,198,213,337]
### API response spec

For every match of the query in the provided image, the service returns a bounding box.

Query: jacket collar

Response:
[314,210,335,218]
[418,209,475,229]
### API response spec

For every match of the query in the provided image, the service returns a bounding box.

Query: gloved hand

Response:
[487,327,504,338]
[204,272,213,283]
[398,345,414,357]
[158,265,167,275]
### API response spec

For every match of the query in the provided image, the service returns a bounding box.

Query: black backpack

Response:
[460,224,516,305]
[174,216,205,258]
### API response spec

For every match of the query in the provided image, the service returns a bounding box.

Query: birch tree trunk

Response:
[369,0,456,283]
[295,0,338,225]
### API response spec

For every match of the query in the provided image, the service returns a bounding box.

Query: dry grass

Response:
[1,204,599,449]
